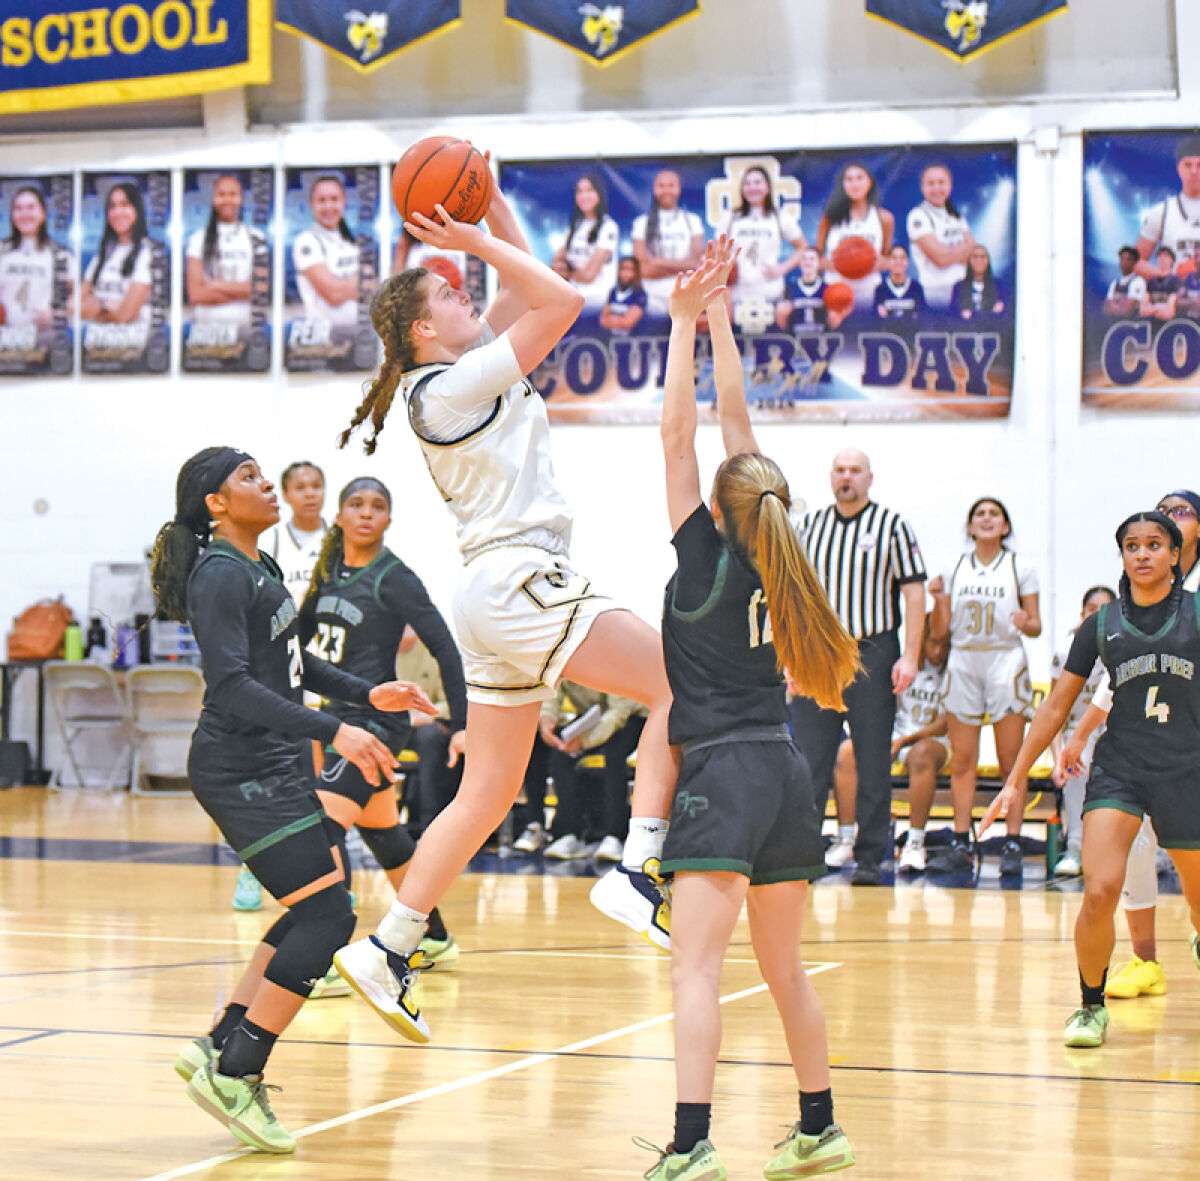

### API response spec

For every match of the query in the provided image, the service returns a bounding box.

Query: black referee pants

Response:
[788,629,899,870]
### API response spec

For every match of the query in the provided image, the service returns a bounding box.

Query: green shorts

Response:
[661,731,826,884]
[1083,762,1200,850]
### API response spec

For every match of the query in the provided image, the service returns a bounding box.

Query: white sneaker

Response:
[897,843,926,874]
[513,822,548,853]
[590,863,671,952]
[1054,851,1082,877]
[594,834,624,863]
[825,838,855,869]
[332,936,430,1043]
[545,833,589,860]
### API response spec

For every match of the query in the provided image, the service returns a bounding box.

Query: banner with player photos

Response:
[499,144,1017,424]
[866,1,1066,62]
[506,0,700,65]
[0,174,74,377]
[80,170,170,375]
[275,0,461,73]
[181,168,273,373]
[283,165,382,374]
[1082,130,1200,410]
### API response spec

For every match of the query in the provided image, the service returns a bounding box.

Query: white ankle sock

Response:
[907,827,925,849]
[622,818,668,871]
[838,824,856,844]
[376,901,427,954]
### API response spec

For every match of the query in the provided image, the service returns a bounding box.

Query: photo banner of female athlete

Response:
[1082,129,1200,410]
[80,170,170,375]
[499,143,1017,423]
[0,173,74,377]
[283,165,381,373]
[182,168,273,373]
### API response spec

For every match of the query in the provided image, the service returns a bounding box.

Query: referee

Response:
[792,448,926,885]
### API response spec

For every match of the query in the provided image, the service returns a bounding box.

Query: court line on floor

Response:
[139,965,839,1181]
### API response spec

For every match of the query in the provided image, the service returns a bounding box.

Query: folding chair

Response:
[126,665,204,796]
[44,661,131,791]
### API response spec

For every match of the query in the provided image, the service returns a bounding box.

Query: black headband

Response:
[176,447,253,535]
[339,476,392,509]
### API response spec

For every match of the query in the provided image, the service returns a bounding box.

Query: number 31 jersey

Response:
[944,549,1038,651]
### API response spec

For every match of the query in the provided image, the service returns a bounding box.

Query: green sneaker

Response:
[1063,1004,1109,1048]
[307,964,352,1000]
[186,1061,295,1154]
[232,867,263,912]
[418,934,461,970]
[764,1122,855,1178]
[173,1035,216,1082]
[638,1137,727,1181]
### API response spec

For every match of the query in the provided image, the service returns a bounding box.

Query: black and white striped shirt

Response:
[799,502,926,639]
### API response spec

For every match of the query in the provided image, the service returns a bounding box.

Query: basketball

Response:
[423,254,465,291]
[1178,256,1197,281]
[391,136,493,226]
[832,235,877,281]
[823,282,854,316]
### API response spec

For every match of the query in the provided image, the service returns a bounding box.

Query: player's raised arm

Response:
[704,237,756,459]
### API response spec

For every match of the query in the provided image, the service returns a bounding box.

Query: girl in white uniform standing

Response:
[905,163,974,311]
[552,173,619,314]
[0,185,72,329]
[330,183,676,1043]
[631,169,705,321]
[80,181,154,329]
[186,174,265,328]
[718,165,805,331]
[292,174,360,328]
[817,162,893,310]
[928,497,1041,879]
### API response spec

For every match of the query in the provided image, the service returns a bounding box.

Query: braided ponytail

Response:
[340,268,430,455]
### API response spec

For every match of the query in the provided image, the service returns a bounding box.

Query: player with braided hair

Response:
[151,447,434,1151]
[984,510,1200,1050]
[333,181,678,1044]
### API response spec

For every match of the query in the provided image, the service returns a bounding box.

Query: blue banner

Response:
[506,1,700,66]
[866,1,1066,62]
[1082,130,1200,410]
[276,1,460,72]
[500,143,1017,424]
[0,1,271,114]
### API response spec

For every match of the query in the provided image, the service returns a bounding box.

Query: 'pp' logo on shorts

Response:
[674,791,710,820]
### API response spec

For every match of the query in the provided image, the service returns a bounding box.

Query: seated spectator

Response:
[1139,246,1182,321]
[826,627,949,874]
[599,256,647,337]
[540,682,648,862]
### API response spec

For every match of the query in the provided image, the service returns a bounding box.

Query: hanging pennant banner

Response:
[866,1,1066,62]
[506,1,700,66]
[275,0,461,73]
[0,1,271,115]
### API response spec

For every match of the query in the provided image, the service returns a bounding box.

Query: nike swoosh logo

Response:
[1107,633,1120,641]
[256,577,265,587]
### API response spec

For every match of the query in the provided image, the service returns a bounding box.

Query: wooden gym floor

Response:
[1,786,1198,1180]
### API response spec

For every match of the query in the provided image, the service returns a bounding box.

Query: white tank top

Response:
[946,549,1038,651]
[893,663,948,741]
[825,206,885,308]
[906,201,970,309]
[401,328,574,560]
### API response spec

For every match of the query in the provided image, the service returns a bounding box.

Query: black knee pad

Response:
[358,823,415,872]
[263,884,357,998]
[262,912,294,948]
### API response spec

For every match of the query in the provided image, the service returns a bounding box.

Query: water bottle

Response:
[63,620,83,661]
[1045,813,1062,873]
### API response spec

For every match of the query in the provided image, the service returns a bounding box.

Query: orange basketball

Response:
[823,282,854,316]
[831,235,877,281]
[391,136,493,226]
[1178,256,1197,281]
[423,254,465,291]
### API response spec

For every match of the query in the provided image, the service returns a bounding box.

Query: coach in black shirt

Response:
[792,448,926,884]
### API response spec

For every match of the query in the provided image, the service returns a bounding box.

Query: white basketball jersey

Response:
[1140,195,1200,264]
[720,208,800,302]
[292,223,359,327]
[84,240,153,325]
[632,207,703,312]
[825,206,885,307]
[401,328,573,559]
[906,201,970,309]
[893,663,948,741]
[264,520,326,605]
[945,549,1038,651]
[564,215,619,310]
[187,223,262,324]
[0,241,59,328]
